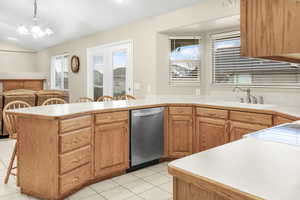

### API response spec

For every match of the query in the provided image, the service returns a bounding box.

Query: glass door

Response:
[89,41,133,100]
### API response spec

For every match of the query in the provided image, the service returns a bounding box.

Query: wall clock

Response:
[71,55,80,73]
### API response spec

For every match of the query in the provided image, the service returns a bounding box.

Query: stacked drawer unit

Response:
[59,115,93,195]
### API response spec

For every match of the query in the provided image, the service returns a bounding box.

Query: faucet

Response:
[233,87,260,104]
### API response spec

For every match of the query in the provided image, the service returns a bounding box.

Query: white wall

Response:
[36,0,240,101]
[0,42,37,73]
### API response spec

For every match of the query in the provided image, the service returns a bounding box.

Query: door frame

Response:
[86,39,134,99]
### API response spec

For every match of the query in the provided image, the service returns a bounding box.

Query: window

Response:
[169,37,201,85]
[212,31,300,86]
[51,55,69,90]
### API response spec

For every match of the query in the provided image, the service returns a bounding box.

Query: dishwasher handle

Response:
[132,110,163,117]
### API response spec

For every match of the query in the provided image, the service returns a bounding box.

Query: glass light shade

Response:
[17,25,29,35]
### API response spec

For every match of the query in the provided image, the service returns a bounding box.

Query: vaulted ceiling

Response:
[0,0,202,50]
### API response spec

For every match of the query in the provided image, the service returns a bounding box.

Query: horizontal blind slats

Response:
[212,34,300,85]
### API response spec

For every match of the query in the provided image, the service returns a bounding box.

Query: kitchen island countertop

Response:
[169,136,300,200]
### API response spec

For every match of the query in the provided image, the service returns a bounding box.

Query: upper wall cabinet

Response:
[240,0,300,63]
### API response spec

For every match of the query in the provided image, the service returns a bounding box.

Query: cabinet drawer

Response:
[59,164,91,194]
[95,111,128,124]
[60,128,91,153]
[230,111,272,126]
[169,107,193,115]
[60,115,92,133]
[196,107,228,119]
[60,146,91,174]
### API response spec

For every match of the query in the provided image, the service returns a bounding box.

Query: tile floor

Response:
[0,139,173,200]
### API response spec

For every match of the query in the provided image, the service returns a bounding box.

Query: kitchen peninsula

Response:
[8,99,300,200]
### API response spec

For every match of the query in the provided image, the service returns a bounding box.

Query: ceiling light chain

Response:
[17,0,54,39]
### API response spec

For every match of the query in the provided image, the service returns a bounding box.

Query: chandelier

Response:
[17,0,54,39]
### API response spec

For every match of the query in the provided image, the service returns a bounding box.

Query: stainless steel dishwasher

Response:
[130,107,164,169]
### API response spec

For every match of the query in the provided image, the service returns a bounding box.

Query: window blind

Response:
[211,31,300,86]
[169,37,201,85]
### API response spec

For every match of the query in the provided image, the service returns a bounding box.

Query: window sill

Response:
[169,82,201,87]
[210,83,300,89]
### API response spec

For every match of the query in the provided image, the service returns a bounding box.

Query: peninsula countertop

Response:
[6,98,300,119]
[168,136,300,200]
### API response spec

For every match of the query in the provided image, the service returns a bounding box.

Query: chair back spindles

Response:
[3,101,31,138]
[119,94,136,100]
[42,98,67,106]
[96,96,113,102]
[77,97,94,103]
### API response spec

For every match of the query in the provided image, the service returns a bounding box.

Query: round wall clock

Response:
[71,55,80,73]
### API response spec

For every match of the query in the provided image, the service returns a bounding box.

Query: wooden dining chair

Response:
[42,98,67,106]
[119,94,136,100]
[76,97,94,103]
[96,96,113,102]
[3,101,31,184]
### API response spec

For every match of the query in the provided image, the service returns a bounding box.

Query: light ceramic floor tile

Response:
[124,195,144,200]
[159,171,172,178]
[0,160,6,170]
[158,181,173,194]
[100,186,135,200]
[67,187,98,200]
[143,174,172,186]
[138,187,172,200]
[146,163,168,173]
[0,192,30,200]
[130,168,157,178]
[0,184,19,198]
[90,179,119,193]
[112,174,139,185]
[70,194,106,200]
[122,179,154,194]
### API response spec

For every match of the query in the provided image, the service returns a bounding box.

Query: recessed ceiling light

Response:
[7,37,18,41]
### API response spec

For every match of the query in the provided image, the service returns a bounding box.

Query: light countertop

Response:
[169,137,300,200]
[7,98,300,119]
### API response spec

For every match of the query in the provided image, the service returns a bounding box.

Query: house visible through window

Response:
[169,37,201,85]
[212,31,300,86]
[51,55,69,90]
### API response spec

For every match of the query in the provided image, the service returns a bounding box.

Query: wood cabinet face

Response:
[169,115,193,157]
[195,117,228,152]
[274,116,294,126]
[240,0,300,62]
[229,121,268,142]
[94,122,129,177]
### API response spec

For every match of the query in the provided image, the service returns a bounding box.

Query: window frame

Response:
[169,36,202,86]
[50,54,69,91]
[210,31,300,88]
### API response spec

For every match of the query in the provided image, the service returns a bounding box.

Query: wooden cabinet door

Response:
[94,122,129,178]
[169,115,193,157]
[195,117,229,152]
[241,0,300,62]
[229,121,268,142]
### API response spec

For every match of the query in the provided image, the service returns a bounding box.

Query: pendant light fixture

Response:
[17,0,54,39]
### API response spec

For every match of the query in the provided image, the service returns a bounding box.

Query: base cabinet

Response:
[195,117,229,152]
[173,178,231,200]
[229,121,268,142]
[94,121,129,178]
[169,114,193,158]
